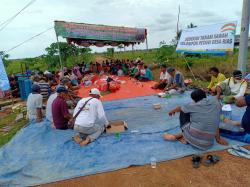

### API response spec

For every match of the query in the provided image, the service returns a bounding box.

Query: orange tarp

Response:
[77,76,161,101]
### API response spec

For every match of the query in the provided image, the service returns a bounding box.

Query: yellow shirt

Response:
[207,73,226,89]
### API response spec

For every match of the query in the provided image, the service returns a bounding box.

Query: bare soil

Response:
[40,146,250,187]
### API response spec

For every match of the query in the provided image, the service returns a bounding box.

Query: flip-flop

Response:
[232,145,250,155]
[204,154,220,166]
[192,154,202,168]
[228,148,250,159]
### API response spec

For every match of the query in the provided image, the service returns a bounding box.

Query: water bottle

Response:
[150,157,156,168]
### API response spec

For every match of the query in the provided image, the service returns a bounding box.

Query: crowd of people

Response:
[18,57,250,150]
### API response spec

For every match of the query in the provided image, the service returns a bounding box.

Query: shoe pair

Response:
[192,154,220,168]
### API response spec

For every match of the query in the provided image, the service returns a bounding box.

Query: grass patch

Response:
[0,113,28,147]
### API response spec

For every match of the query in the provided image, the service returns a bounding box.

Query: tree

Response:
[107,48,114,58]
[45,42,78,62]
[45,42,93,69]
[159,40,166,47]
[117,44,124,52]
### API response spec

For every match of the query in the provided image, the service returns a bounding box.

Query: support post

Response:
[55,33,63,69]
[184,57,197,81]
[238,0,250,75]
[146,36,148,51]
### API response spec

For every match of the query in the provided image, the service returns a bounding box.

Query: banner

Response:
[55,21,147,43]
[0,57,10,91]
[176,21,237,55]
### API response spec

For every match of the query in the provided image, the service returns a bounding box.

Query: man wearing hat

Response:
[216,70,247,103]
[73,88,109,146]
[52,86,72,130]
[27,84,43,122]
[164,67,185,94]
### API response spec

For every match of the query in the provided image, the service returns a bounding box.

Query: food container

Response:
[153,103,161,110]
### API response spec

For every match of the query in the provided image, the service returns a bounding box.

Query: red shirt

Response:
[52,96,69,129]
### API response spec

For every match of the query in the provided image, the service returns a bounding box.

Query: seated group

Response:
[26,65,250,150]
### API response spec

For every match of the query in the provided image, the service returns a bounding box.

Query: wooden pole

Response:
[184,57,197,81]
[55,33,63,69]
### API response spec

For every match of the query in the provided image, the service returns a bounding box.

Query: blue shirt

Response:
[145,69,153,80]
[242,94,250,132]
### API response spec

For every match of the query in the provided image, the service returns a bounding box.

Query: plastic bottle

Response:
[150,157,156,168]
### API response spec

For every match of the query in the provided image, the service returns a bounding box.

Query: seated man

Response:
[216,70,247,103]
[164,89,228,150]
[129,63,139,77]
[134,62,145,80]
[139,65,153,81]
[52,86,72,130]
[207,67,226,94]
[45,91,58,124]
[152,64,171,89]
[45,79,75,123]
[164,67,185,94]
[27,84,43,122]
[73,88,109,146]
[223,95,250,133]
[38,76,51,100]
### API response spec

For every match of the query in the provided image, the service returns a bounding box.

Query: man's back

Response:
[181,97,221,150]
[183,98,220,130]
[38,81,50,99]
[74,97,108,127]
[46,93,58,122]
[27,93,43,120]
[52,96,69,129]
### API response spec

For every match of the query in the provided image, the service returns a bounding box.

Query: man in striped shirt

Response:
[37,77,51,100]
[164,89,228,150]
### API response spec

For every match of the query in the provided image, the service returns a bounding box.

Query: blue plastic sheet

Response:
[0,92,248,186]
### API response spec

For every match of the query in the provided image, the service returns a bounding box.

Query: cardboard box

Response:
[106,120,128,134]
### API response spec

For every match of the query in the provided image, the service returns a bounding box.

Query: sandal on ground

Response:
[232,145,250,155]
[192,154,202,168]
[203,154,220,166]
[228,148,250,159]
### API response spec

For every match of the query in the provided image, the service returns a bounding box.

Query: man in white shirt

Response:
[73,88,109,146]
[27,84,43,122]
[45,92,58,123]
[216,70,247,103]
[152,64,171,89]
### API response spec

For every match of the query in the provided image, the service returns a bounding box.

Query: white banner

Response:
[176,21,237,55]
[0,57,10,91]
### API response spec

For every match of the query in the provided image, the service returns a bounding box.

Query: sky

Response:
[0,0,243,59]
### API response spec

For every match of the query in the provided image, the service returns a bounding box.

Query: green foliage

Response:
[112,49,158,64]
[107,48,114,58]
[0,113,28,147]
[155,45,176,65]
[5,42,93,74]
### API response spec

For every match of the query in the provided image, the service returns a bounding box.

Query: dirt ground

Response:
[40,146,250,187]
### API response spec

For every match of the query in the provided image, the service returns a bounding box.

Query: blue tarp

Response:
[0,93,248,186]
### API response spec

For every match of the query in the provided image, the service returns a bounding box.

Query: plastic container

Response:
[18,78,32,100]
[153,103,161,110]
[150,157,156,168]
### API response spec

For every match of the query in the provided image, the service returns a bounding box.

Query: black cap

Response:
[56,85,68,93]
[31,84,41,93]
[233,70,242,78]
[167,67,175,73]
